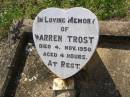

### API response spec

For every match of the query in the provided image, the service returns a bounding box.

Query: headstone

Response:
[33,7,99,79]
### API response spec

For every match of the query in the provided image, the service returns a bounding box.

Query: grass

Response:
[0,0,129,39]
[127,1,130,19]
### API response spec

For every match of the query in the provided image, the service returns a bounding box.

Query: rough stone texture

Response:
[4,20,130,97]
[54,90,75,97]
[53,78,74,90]
[53,78,75,97]
[22,19,33,33]
[15,43,56,97]
[97,48,130,97]
[15,42,130,97]
[100,21,130,36]
[0,39,17,95]
[15,43,75,97]
[22,19,130,36]
[0,32,29,97]
[75,47,130,97]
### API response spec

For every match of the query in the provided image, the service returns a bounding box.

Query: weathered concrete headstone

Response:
[33,7,99,79]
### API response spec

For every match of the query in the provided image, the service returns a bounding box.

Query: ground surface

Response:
[0,19,130,97]
[15,42,130,97]
[0,38,17,94]
[15,43,56,97]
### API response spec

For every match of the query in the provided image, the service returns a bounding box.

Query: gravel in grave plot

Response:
[15,43,56,97]
[0,38,17,94]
